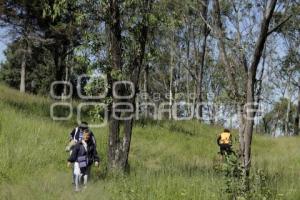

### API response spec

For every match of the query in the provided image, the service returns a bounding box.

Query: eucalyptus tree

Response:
[0,0,87,95]
[281,3,300,135]
[99,0,155,171]
[210,0,294,178]
[0,0,42,92]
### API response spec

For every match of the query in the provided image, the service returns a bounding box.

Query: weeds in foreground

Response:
[214,152,280,200]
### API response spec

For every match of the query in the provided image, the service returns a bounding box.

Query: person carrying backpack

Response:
[217,129,233,155]
[66,122,96,152]
[67,129,100,192]
[70,122,96,144]
[66,122,97,186]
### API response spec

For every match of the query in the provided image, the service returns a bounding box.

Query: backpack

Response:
[73,127,83,142]
[77,155,88,168]
[219,132,231,144]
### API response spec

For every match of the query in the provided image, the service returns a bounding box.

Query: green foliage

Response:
[1,0,91,96]
[84,75,107,96]
[0,40,53,94]
[214,153,280,200]
[220,154,245,199]
[259,98,297,135]
[219,0,232,17]
[43,0,83,23]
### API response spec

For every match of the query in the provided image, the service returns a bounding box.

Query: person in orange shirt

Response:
[217,129,233,155]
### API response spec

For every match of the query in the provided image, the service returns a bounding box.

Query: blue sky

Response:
[0,42,7,62]
[0,28,8,63]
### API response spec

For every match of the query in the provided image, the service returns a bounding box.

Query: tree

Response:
[280,3,300,135]
[0,39,55,94]
[195,0,209,120]
[0,0,38,92]
[0,0,89,95]
[42,0,87,96]
[211,0,291,178]
[104,0,154,171]
[259,98,297,136]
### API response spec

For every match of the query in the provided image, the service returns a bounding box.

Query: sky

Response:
[0,28,8,63]
[0,42,7,62]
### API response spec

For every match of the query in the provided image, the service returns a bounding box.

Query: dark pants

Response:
[219,144,232,155]
[80,165,91,176]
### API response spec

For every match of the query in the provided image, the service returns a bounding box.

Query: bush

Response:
[216,153,279,200]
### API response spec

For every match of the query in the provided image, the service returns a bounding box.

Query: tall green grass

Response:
[0,84,300,199]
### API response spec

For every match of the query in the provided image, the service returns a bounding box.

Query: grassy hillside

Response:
[0,84,300,200]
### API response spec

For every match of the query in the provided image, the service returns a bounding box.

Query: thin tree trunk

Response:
[238,108,245,161]
[169,36,174,106]
[20,51,26,93]
[169,67,173,106]
[285,81,291,136]
[63,54,69,97]
[210,104,217,125]
[212,0,239,99]
[294,78,300,136]
[185,32,190,104]
[186,70,190,104]
[54,47,66,96]
[192,84,196,108]
[20,42,31,93]
[196,0,209,120]
[144,64,149,94]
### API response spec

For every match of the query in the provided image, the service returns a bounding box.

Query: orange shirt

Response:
[219,132,231,144]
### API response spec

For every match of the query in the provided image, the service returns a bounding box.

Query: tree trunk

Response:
[212,0,239,100]
[107,0,123,171]
[20,51,26,93]
[107,0,152,172]
[243,73,256,175]
[241,0,277,175]
[294,78,300,136]
[186,64,190,104]
[196,0,209,120]
[63,55,70,97]
[262,117,268,134]
[169,32,175,106]
[144,64,149,94]
[238,108,245,161]
[185,31,190,105]
[54,47,66,97]
[285,78,291,136]
[20,42,31,93]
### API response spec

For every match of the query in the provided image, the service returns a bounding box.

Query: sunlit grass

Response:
[0,84,300,199]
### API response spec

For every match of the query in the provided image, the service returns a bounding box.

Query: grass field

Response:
[0,84,300,200]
